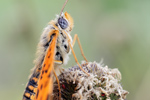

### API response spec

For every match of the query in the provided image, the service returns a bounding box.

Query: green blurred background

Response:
[0,0,150,100]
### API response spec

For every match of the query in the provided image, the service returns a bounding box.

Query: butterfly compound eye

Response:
[58,17,68,29]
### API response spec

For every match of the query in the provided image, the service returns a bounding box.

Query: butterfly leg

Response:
[68,42,90,76]
[53,67,61,100]
[72,34,88,62]
[54,60,64,74]
[62,30,89,76]
[54,60,63,64]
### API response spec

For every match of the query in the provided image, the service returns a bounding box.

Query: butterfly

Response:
[23,0,89,100]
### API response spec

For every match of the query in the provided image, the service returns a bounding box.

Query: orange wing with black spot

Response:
[35,30,59,100]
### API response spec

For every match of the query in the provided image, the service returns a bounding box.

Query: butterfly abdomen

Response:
[23,79,37,100]
[23,69,41,100]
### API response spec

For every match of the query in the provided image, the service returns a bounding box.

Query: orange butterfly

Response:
[23,0,89,100]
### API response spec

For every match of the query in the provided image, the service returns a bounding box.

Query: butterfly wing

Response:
[35,30,59,100]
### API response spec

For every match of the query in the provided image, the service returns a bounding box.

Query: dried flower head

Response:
[53,61,129,100]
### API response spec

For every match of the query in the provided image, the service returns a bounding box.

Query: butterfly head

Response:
[57,12,74,33]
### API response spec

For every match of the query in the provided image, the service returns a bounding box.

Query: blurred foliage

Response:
[0,0,150,100]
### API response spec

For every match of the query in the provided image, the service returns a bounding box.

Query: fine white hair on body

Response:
[33,13,73,72]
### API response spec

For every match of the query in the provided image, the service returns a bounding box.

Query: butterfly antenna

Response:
[60,0,69,16]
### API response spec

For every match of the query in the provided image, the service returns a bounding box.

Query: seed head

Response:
[53,61,129,100]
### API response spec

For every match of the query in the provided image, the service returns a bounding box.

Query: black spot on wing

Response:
[48,53,51,58]
[40,84,43,90]
[56,52,60,56]
[36,89,39,99]
[44,33,56,48]
[64,45,67,49]
[49,48,51,51]
[38,67,42,70]
[60,32,66,39]
[48,72,52,78]
[43,64,46,67]
[45,42,50,47]
[42,70,44,75]
[40,76,43,79]
[45,70,48,73]
[51,33,56,38]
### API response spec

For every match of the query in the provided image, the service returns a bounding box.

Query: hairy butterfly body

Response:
[23,12,74,100]
[23,0,89,99]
